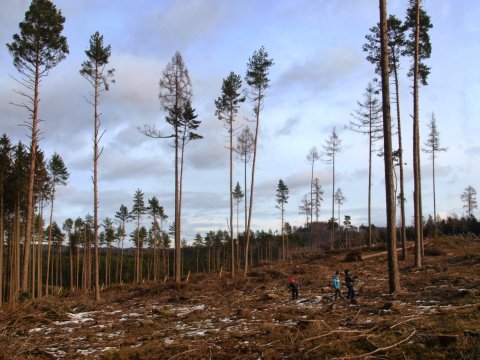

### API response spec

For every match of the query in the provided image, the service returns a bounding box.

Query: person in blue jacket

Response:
[332,270,343,300]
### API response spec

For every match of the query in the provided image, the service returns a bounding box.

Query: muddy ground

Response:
[0,236,479,359]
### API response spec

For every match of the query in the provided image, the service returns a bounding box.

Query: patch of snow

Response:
[93,324,107,329]
[54,311,97,325]
[186,329,208,337]
[77,348,97,355]
[108,331,124,338]
[106,309,122,315]
[126,312,141,317]
[29,327,44,333]
[165,338,174,345]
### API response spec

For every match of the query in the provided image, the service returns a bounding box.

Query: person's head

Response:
[344,269,349,275]
[290,277,295,283]
[335,270,339,275]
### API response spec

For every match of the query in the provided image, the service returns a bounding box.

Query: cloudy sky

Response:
[1,0,479,243]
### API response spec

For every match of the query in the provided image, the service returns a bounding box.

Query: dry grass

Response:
[0,236,479,359]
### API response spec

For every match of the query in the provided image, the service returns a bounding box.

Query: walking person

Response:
[344,269,356,302]
[288,277,299,300]
[332,270,343,300]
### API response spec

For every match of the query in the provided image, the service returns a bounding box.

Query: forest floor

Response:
[0,236,479,360]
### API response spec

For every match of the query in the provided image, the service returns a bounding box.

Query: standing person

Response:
[344,269,355,301]
[288,277,299,300]
[332,270,343,300]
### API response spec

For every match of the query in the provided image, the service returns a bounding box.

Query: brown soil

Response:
[1,236,479,359]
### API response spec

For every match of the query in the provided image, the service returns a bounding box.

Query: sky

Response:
[1,0,479,244]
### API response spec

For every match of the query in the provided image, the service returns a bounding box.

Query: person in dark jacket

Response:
[344,269,355,301]
[288,277,299,300]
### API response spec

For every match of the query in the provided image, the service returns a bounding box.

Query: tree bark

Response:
[413,0,423,268]
[94,67,101,301]
[379,0,401,293]
[244,96,261,276]
[393,61,407,261]
[229,113,235,277]
[45,185,56,296]
[21,62,40,294]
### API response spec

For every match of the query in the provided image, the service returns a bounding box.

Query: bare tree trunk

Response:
[0,190,4,305]
[21,64,40,294]
[76,241,80,290]
[45,186,56,296]
[120,232,124,284]
[69,235,74,292]
[379,0,401,293]
[432,154,437,237]
[135,216,140,283]
[244,99,261,276]
[93,70,101,301]
[31,210,36,299]
[281,206,285,261]
[368,127,373,247]
[10,202,21,305]
[244,156,248,269]
[175,125,181,283]
[413,0,423,268]
[37,207,43,298]
[393,63,407,261]
[229,117,235,277]
[310,160,314,250]
[331,154,335,249]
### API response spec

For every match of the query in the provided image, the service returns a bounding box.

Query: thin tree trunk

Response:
[393,63,407,261]
[21,62,40,293]
[175,123,181,283]
[229,114,235,277]
[244,155,248,269]
[331,155,335,249]
[310,159,314,250]
[76,241,80,290]
[432,153,437,237]
[0,189,4,305]
[93,66,101,301]
[281,206,285,260]
[379,0,401,293]
[45,186,56,296]
[120,224,125,284]
[368,123,373,247]
[69,233,74,292]
[244,97,261,276]
[37,205,43,298]
[413,0,422,268]
[59,229,63,289]
[135,215,140,283]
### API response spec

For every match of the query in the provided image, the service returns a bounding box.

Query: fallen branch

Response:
[303,329,365,342]
[167,348,197,360]
[352,309,362,322]
[333,329,417,359]
[390,316,421,329]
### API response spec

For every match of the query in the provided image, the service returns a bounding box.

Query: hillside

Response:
[0,237,479,359]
